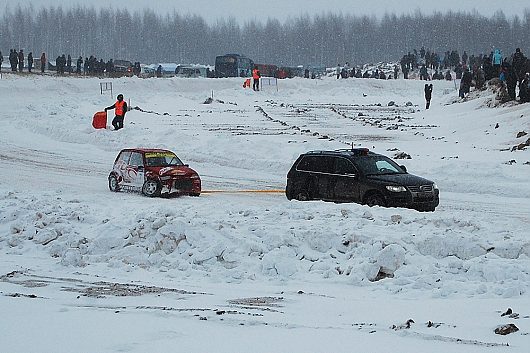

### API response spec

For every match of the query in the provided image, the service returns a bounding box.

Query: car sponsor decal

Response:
[145,152,175,158]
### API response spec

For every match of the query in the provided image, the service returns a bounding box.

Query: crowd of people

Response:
[3,45,529,104]
[399,46,530,103]
[1,48,142,77]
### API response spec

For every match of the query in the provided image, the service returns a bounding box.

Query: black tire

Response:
[108,174,120,192]
[190,193,200,197]
[142,180,161,197]
[419,206,436,212]
[365,192,386,207]
[294,190,310,201]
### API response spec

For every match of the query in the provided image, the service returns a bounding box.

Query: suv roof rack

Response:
[335,147,370,156]
[305,148,372,157]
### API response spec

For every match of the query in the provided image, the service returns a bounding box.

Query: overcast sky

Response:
[2,0,529,23]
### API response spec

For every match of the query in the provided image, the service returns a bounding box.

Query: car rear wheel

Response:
[142,180,161,197]
[365,192,386,207]
[109,175,120,192]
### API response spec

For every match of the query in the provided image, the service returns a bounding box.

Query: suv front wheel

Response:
[365,192,386,207]
[142,180,161,197]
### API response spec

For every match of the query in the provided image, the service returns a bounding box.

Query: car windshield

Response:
[354,156,405,176]
[145,152,184,167]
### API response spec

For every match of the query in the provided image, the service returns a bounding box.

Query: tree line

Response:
[1,5,529,67]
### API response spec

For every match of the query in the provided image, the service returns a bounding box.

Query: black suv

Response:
[286,148,439,211]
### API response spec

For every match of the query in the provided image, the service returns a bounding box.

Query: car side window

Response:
[375,160,400,173]
[129,152,144,167]
[297,156,333,173]
[117,151,131,164]
[297,156,314,171]
[335,158,356,175]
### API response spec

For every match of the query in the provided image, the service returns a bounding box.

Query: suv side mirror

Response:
[400,165,407,173]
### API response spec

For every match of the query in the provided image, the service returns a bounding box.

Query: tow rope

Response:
[201,189,284,194]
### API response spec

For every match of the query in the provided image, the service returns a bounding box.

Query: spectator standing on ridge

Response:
[420,65,429,80]
[0,51,3,72]
[492,49,502,75]
[105,94,128,131]
[424,84,433,109]
[336,64,341,79]
[512,48,527,86]
[504,63,517,101]
[252,66,261,91]
[76,56,82,74]
[519,73,530,103]
[10,49,17,71]
[67,54,72,73]
[27,52,33,72]
[460,68,473,98]
[40,52,46,73]
[18,49,24,71]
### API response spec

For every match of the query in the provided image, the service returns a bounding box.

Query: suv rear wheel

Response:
[294,190,310,201]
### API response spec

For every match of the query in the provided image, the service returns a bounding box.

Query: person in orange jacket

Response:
[105,94,128,130]
[252,66,261,91]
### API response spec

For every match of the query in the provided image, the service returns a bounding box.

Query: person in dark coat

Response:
[40,52,46,73]
[76,56,82,74]
[419,65,429,80]
[0,51,3,72]
[66,54,72,73]
[512,48,527,85]
[27,52,33,72]
[519,73,530,103]
[10,49,18,71]
[18,49,24,71]
[55,56,61,74]
[504,63,517,101]
[459,68,473,98]
[105,94,128,131]
[424,84,433,109]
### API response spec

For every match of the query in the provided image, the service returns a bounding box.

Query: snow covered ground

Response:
[1,72,529,352]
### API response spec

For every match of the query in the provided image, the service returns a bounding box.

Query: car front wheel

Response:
[142,180,161,197]
[109,174,120,192]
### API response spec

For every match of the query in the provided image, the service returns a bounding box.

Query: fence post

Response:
[100,82,113,97]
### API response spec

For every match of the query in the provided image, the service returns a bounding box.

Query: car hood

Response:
[366,173,433,185]
[148,166,198,177]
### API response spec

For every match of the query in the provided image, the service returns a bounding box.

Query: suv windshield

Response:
[353,156,405,176]
[145,152,183,167]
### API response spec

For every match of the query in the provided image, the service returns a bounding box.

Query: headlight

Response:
[433,183,438,190]
[386,185,407,192]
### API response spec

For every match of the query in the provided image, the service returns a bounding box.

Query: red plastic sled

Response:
[92,111,107,129]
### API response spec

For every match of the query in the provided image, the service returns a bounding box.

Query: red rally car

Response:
[108,148,201,197]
